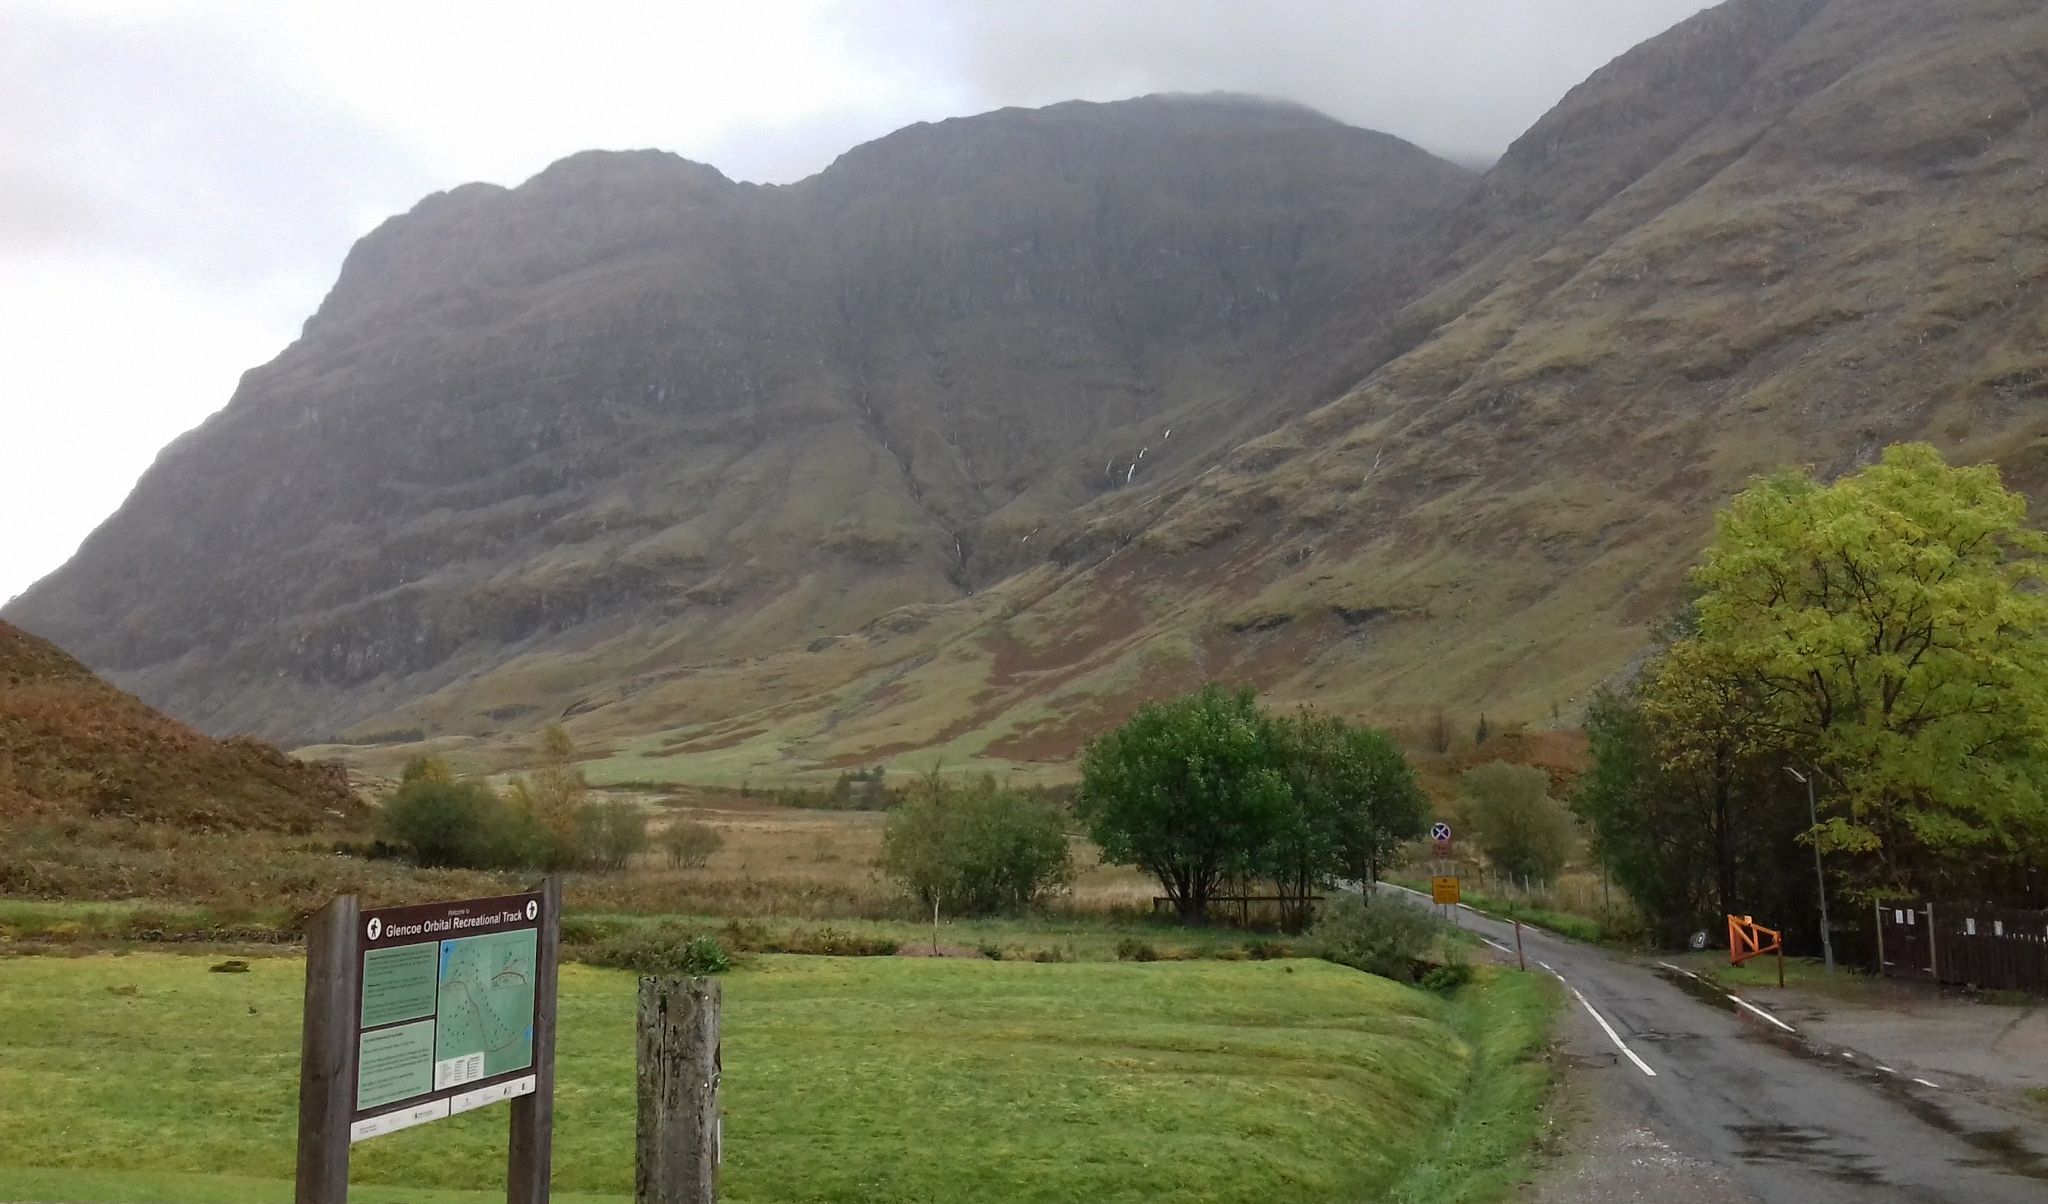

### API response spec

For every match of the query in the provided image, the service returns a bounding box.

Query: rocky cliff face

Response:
[16,0,2048,780]
[7,94,1471,743]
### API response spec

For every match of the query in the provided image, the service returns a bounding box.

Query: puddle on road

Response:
[1651,966,2048,1183]
[1729,1123,1882,1185]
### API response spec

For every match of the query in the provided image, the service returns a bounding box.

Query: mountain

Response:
[0,620,359,830]
[15,0,2048,784]
[6,94,1472,753]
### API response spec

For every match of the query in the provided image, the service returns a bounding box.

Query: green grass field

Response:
[0,951,1556,1204]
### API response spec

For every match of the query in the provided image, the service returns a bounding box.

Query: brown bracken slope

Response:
[0,620,360,830]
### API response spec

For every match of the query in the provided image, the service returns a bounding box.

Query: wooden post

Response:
[295,895,360,1204]
[1777,941,1785,990]
[1873,899,1885,975]
[1513,918,1526,972]
[637,976,722,1204]
[1925,902,1939,986]
[509,876,562,1204]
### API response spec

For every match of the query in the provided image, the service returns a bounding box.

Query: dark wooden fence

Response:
[1876,900,2048,995]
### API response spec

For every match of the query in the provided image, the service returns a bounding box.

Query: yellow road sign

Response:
[1431,876,1461,906]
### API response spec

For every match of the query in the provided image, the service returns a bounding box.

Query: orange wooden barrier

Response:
[1728,914,1786,987]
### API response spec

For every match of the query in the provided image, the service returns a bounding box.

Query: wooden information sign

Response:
[297,879,560,1204]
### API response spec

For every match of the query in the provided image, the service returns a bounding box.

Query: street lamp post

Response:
[1787,766,1836,973]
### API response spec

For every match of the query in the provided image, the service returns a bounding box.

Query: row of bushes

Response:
[378,776,652,872]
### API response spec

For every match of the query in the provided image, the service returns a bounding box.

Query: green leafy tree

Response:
[1459,762,1574,887]
[1573,684,1808,944]
[1662,443,2048,900]
[1268,709,1428,914]
[879,775,1073,915]
[1078,685,1290,923]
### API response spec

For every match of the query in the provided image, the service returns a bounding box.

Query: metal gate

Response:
[1877,901,2048,995]
[1877,903,1933,982]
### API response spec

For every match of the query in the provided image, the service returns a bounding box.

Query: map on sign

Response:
[349,891,546,1143]
[434,929,537,1089]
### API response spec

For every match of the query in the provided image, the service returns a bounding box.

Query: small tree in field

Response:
[1079,685,1291,923]
[505,725,588,853]
[1461,762,1574,887]
[880,775,1072,915]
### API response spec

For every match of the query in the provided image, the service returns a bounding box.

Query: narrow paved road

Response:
[1376,884,2048,1203]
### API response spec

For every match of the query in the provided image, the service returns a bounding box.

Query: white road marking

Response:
[1841,1051,1856,1059]
[1380,881,1655,1077]
[1877,1066,1896,1074]
[1568,985,1658,1077]
[1913,1077,1940,1089]
[1656,961,1699,979]
[1726,994,1799,1034]
[1481,938,1513,954]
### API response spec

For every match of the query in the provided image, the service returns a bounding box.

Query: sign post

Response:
[296,881,559,1204]
[1427,822,1458,923]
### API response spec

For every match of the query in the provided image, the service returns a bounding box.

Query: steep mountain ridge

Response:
[8,94,1471,744]
[16,0,2048,785]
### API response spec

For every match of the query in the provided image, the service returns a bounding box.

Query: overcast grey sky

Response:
[0,0,1717,605]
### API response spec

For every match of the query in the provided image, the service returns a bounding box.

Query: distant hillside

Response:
[0,621,359,830]
[15,0,2048,784]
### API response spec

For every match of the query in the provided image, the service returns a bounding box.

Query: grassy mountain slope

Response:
[6,95,1472,747]
[301,0,2048,784]
[23,0,2048,786]
[0,621,359,830]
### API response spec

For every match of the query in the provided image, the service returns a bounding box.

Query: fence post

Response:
[1513,918,1526,972]
[294,895,359,1204]
[1873,899,1884,976]
[636,977,722,1204]
[1925,902,1939,986]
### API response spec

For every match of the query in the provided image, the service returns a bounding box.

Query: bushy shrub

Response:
[1115,937,1160,962]
[1307,892,1440,983]
[725,921,899,957]
[575,801,648,871]
[978,942,1004,960]
[659,820,725,869]
[576,922,734,975]
[379,778,555,870]
[880,775,1074,915]
[1420,950,1475,994]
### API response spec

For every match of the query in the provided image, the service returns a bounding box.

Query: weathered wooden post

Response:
[636,976,722,1204]
[510,876,563,1204]
[295,895,361,1204]
[1926,902,1940,985]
